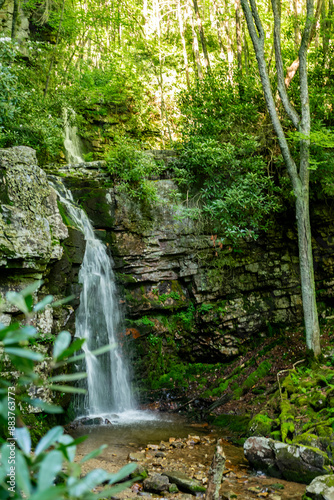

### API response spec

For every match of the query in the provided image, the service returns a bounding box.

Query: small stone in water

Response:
[147,444,159,451]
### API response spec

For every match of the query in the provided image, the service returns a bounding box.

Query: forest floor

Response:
[148,320,334,434]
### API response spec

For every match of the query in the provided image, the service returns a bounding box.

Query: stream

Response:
[70,412,306,500]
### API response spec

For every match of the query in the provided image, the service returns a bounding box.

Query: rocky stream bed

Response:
[69,415,307,500]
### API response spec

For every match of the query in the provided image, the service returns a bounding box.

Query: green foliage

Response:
[158,292,181,303]
[198,303,214,314]
[234,360,272,399]
[178,68,264,140]
[105,137,164,204]
[142,316,155,327]
[173,304,196,331]
[173,135,281,241]
[0,39,64,163]
[0,285,137,498]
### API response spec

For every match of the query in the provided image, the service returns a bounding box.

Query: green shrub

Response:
[105,137,164,204]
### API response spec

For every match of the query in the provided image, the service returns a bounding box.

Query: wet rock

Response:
[305,474,334,499]
[78,417,104,426]
[143,473,170,493]
[128,452,146,462]
[244,437,330,483]
[147,444,159,451]
[171,441,184,449]
[162,470,206,494]
[155,451,166,458]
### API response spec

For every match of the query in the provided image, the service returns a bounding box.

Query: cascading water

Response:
[53,181,134,417]
[63,108,84,164]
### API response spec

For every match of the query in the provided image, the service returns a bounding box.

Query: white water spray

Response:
[54,182,134,416]
[63,108,84,164]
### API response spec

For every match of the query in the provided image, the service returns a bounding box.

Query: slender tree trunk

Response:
[292,0,301,49]
[240,0,321,357]
[223,0,235,81]
[188,1,203,79]
[243,24,249,74]
[213,0,226,58]
[192,0,211,70]
[177,0,190,87]
[235,0,243,74]
[11,0,19,40]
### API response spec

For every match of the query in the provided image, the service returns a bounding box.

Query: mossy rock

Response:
[292,433,321,449]
[249,413,275,437]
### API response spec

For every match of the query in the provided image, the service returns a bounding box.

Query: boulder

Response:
[244,437,330,483]
[143,473,170,493]
[162,470,206,494]
[305,475,334,500]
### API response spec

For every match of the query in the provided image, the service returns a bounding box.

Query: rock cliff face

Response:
[0,146,81,334]
[1,147,334,387]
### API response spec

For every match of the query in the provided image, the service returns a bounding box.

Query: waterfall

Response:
[54,182,134,417]
[63,108,84,164]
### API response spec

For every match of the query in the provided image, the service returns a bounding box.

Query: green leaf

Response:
[108,463,137,484]
[3,325,37,345]
[29,485,66,500]
[96,479,135,498]
[0,442,11,475]
[35,426,64,456]
[53,330,71,359]
[69,469,111,496]
[0,322,21,341]
[33,295,54,312]
[21,280,43,296]
[66,343,115,364]
[54,337,85,361]
[49,372,87,383]
[37,450,63,491]
[80,444,107,463]
[16,451,32,495]
[5,347,43,361]
[24,398,63,414]
[6,291,29,313]
[57,434,76,462]
[49,384,87,394]
[51,295,75,307]
[15,427,31,455]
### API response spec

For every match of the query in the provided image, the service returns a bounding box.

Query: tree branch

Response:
[240,0,301,195]
[298,0,314,183]
[271,0,300,128]
[285,0,323,87]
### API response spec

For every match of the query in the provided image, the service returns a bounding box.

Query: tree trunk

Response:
[11,0,19,40]
[295,193,321,356]
[188,1,203,80]
[240,0,321,357]
[192,0,211,70]
[235,0,243,74]
[213,0,226,58]
[177,0,190,87]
